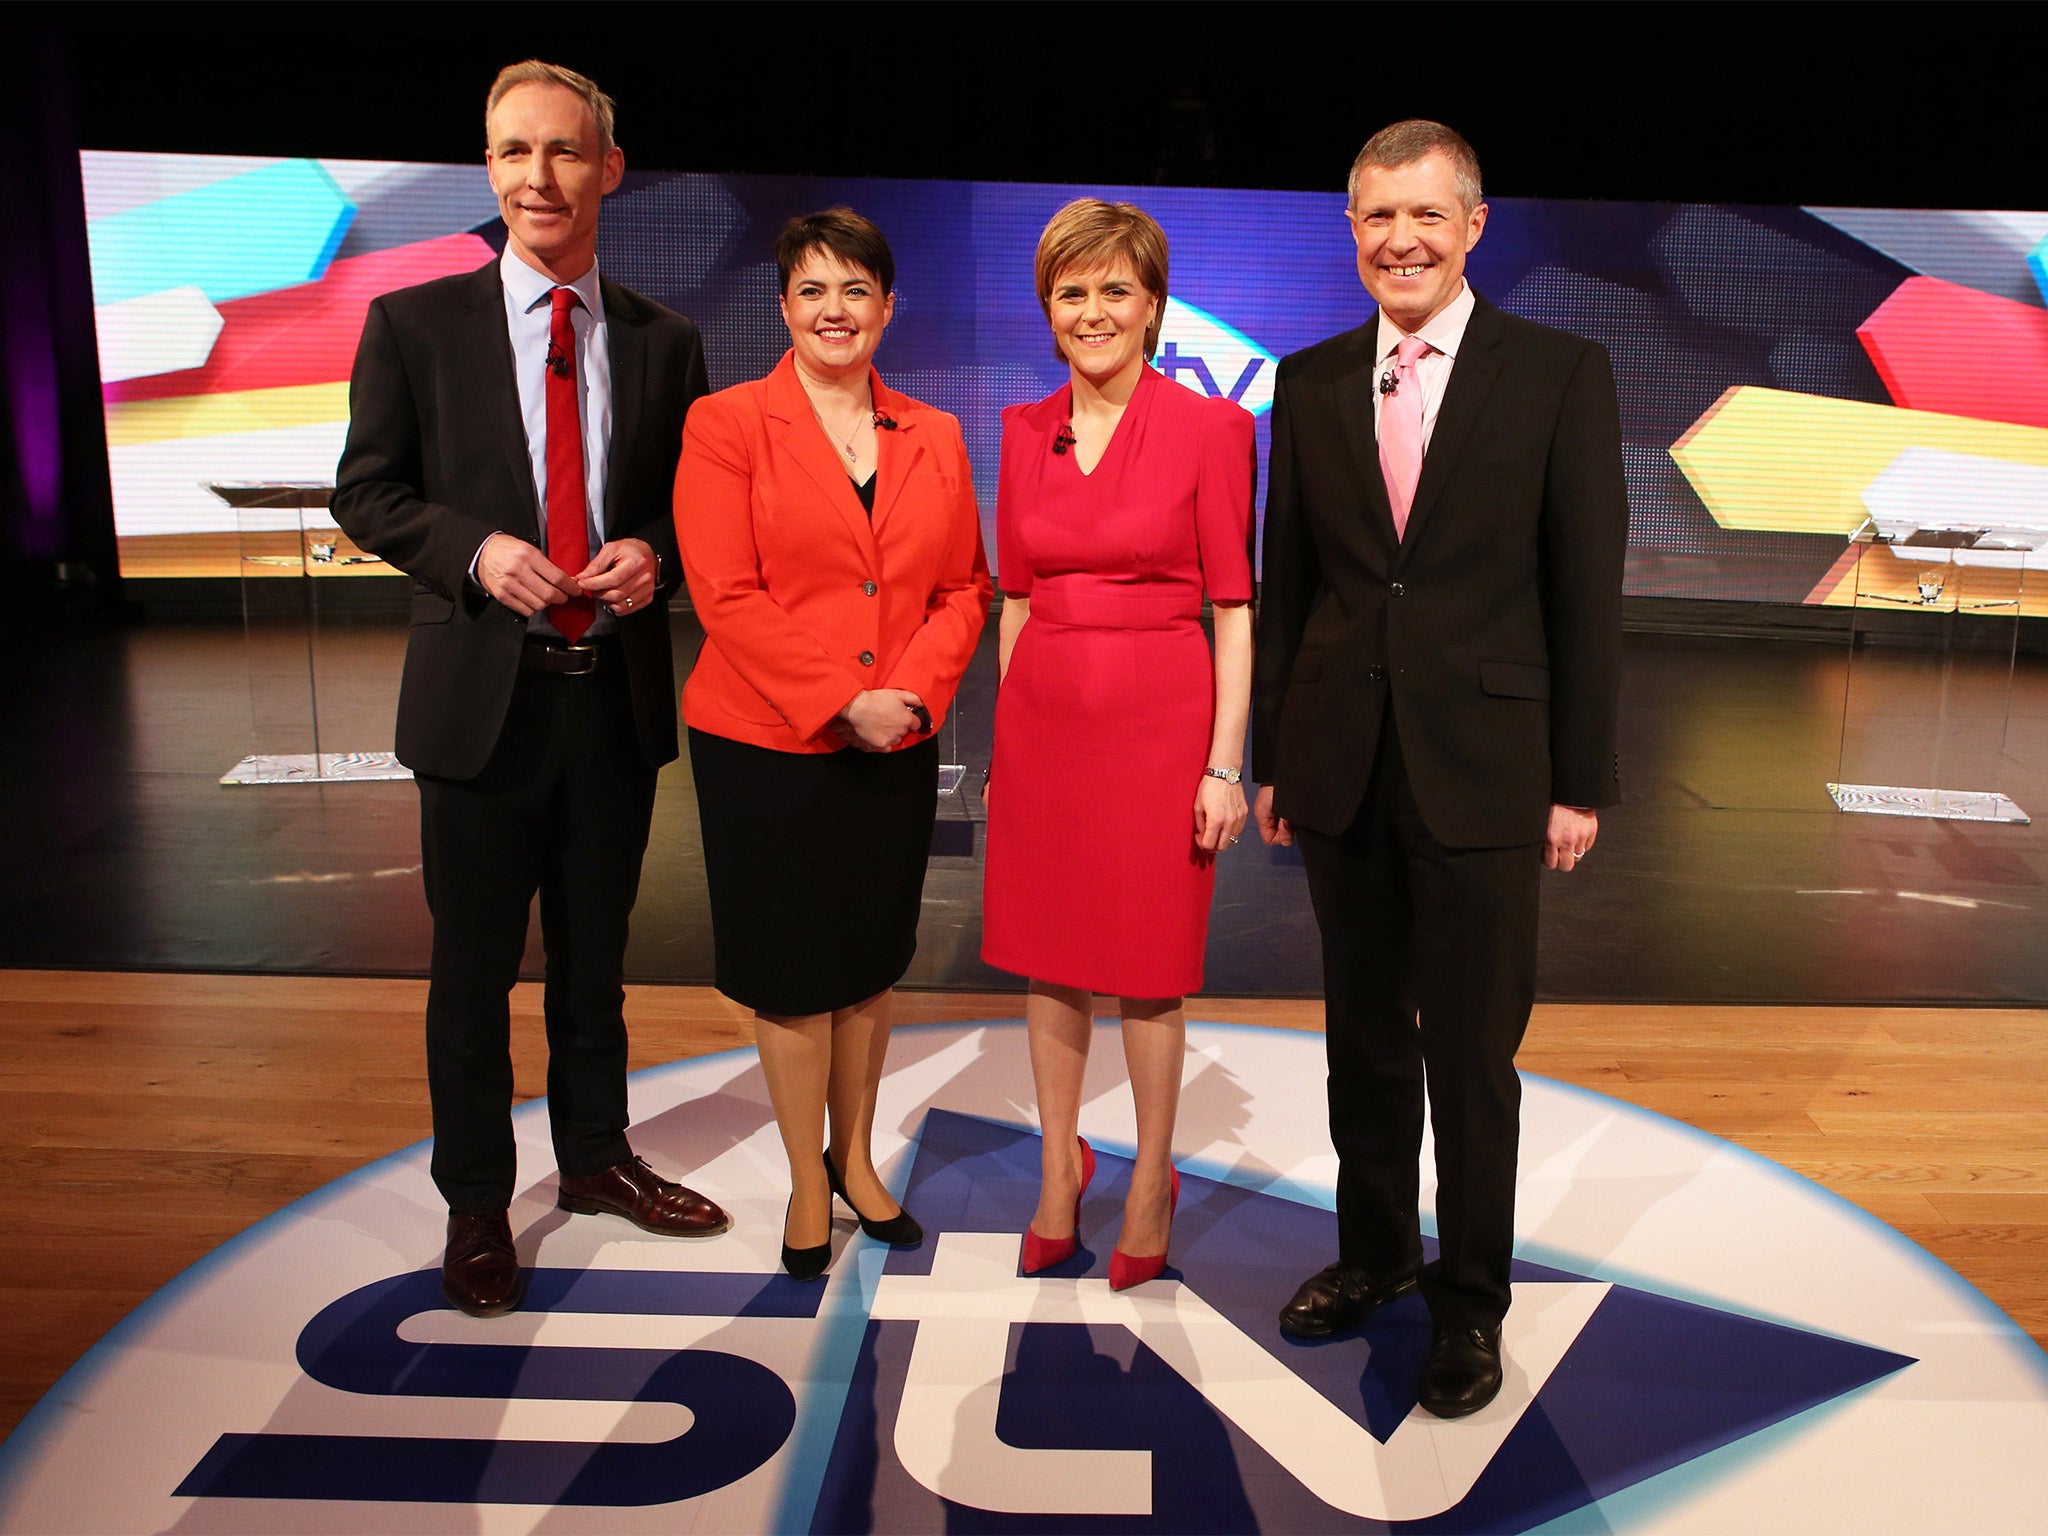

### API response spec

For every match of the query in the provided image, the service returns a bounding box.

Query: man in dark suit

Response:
[1252,120,1627,1416]
[333,60,728,1318]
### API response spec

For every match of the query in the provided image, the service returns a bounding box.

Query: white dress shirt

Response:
[495,246,613,636]
[1371,279,1476,453]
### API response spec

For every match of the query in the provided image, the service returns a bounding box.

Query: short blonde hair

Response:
[1033,199,1169,363]
[486,60,616,152]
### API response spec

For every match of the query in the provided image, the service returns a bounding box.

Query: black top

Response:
[853,472,877,517]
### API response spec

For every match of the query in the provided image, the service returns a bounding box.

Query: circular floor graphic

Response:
[2,1020,2043,1533]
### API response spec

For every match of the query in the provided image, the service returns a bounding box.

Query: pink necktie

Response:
[1378,334,1430,541]
[545,286,595,643]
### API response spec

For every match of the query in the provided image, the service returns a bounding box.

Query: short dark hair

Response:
[775,208,895,297]
[1348,120,1484,215]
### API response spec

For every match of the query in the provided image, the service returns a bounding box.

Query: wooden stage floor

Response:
[2,968,2042,1442]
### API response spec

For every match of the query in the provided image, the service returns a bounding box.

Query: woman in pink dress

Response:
[982,199,1255,1289]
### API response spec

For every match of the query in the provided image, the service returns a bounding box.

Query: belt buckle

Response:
[560,642,599,676]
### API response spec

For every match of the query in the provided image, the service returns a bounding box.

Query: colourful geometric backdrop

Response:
[82,152,2048,606]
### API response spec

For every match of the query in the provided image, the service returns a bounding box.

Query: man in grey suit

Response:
[1253,120,1627,1416]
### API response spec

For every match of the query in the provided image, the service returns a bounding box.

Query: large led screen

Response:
[83,151,2048,612]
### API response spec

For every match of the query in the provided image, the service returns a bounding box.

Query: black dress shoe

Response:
[1278,1261,1420,1338]
[442,1208,526,1317]
[1419,1324,1504,1418]
[823,1151,924,1246]
[781,1197,831,1282]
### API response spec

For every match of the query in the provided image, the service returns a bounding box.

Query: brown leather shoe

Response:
[556,1155,732,1236]
[442,1208,525,1317]
[1278,1261,1420,1338]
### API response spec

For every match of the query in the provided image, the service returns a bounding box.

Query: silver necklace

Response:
[803,383,873,463]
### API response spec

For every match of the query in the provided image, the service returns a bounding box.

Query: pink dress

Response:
[982,366,1256,998]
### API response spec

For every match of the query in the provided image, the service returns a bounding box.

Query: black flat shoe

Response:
[781,1197,831,1282]
[824,1150,924,1246]
[1419,1324,1504,1418]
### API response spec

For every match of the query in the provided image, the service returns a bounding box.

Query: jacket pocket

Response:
[691,645,788,727]
[410,589,455,626]
[1478,658,1550,700]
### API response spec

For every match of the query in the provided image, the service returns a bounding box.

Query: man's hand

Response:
[1544,805,1598,871]
[835,689,927,752]
[1254,783,1294,847]
[476,532,580,617]
[577,537,659,616]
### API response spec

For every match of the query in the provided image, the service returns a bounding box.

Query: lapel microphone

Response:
[1052,423,1077,456]
[872,411,898,431]
[1379,369,1399,396]
[546,342,571,380]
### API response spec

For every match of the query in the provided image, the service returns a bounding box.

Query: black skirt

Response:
[688,727,938,1016]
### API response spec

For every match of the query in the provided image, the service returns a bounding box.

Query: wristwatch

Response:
[1204,766,1242,785]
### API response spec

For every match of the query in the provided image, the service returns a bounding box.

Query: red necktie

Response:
[545,286,595,643]
[1379,334,1431,541]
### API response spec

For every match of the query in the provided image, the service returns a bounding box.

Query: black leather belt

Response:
[520,634,621,676]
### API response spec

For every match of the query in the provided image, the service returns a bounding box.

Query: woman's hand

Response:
[1193,771,1248,852]
[835,689,927,752]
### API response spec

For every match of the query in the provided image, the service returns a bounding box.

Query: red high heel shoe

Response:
[1108,1166,1180,1291]
[1021,1137,1095,1274]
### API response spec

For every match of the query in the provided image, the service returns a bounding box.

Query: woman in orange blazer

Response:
[674,209,991,1280]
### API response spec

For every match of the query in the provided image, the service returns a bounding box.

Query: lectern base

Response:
[1827,782,2029,823]
[221,752,413,786]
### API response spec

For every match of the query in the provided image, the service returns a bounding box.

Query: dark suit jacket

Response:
[1252,292,1628,847]
[332,260,708,780]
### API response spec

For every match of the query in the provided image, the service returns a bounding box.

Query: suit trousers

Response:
[416,645,657,1211]
[1295,709,1541,1330]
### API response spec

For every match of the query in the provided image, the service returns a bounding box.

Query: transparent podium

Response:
[210,482,413,786]
[1829,511,2042,823]
[927,697,978,857]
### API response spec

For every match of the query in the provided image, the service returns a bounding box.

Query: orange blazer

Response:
[674,352,992,753]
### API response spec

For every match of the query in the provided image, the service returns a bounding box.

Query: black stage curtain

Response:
[4,29,118,616]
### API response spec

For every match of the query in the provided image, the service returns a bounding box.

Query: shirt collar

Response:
[500,244,604,319]
[1376,278,1475,363]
